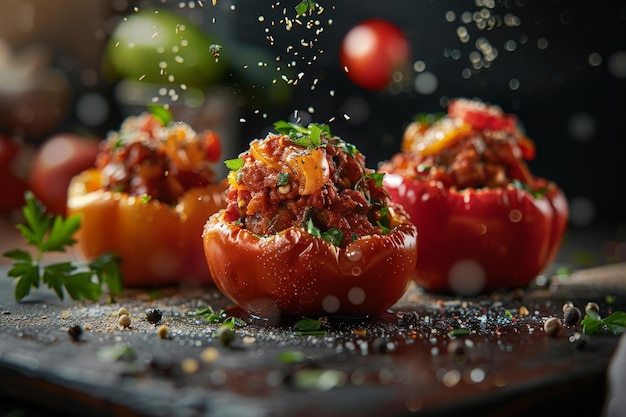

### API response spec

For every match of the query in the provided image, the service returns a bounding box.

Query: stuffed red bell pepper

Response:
[379,98,568,295]
[202,121,418,318]
[67,108,227,286]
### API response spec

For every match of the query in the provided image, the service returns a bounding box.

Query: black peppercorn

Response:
[563,306,582,326]
[398,311,420,328]
[67,324,83,341]
[145,308,163,325]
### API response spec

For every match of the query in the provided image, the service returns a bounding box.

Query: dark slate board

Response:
[1,223,625,417]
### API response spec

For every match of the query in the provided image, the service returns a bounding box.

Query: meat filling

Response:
[95,112,217,205]
[225,131,397,248]
[380,128,530,191]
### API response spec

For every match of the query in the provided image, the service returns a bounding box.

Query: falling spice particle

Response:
[209,44,222,60]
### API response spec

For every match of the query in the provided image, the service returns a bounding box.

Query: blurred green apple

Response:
[103,8,227,90]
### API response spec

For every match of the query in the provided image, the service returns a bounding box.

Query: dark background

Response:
[1,0,625,233]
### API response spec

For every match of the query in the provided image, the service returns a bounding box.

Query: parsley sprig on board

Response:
[3,191,123,302]
[581,309,626,335]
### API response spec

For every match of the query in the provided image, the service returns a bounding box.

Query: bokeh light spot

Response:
[568,112,597,141]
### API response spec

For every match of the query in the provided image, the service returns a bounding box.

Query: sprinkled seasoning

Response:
[145,308,163,325]
[543,317,562,336]
[67,324,83,342]
[443,3,523,82]
[118,314,131,328]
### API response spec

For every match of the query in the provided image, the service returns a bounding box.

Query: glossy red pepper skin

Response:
[68,169,227,287]
[202,210,418,318]
[382,174,568,295]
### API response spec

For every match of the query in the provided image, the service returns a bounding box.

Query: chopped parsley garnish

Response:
[273,120,361,156]
[306,218,344,246]
[354,172,385,190]
[140,194,152,205]
[413,112,445,125]
[273,120,331,148]
[277,172,291,186]
[335,140,359,156]
[295,0,318,17]
[448,328,472,337]
[581,309,626,335]
[224,157,244,171]
[511,179,549,198]
[195,305,246,327]
[3,192,123,302]
[376,206,391,234]
[147,104,173,126]
[294,317,327,335]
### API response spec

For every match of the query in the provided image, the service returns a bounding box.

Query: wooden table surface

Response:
[1,217,625,417]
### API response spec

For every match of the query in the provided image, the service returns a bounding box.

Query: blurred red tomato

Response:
[28,133,100,216]
[339,19,411,91]
[0,134,28,214]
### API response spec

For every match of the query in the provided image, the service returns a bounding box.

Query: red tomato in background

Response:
[339,19,411,91]
[0,134,29,214]
[28,133,100,216]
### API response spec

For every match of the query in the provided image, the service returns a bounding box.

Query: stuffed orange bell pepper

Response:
[379,98,568,295]
[67,108,227,286]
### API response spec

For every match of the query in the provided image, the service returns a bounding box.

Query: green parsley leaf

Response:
[195,305,225,323]
[294,317,327,336]
[321,228,344,246]
[603,311,626,334]
[148,104,173,126]
[306,218,343,246]
[354,172,385,191]
[16,194,50,248]
[512,179,549,198]
[448,328,471,337]
[376,206,391,234]
[306,218,321,238]
[581,309,626,335]
[89,253,124,296]
[3,191,124,302]
[413,112,445,125]
[224,157,244,171]
[195,306,246,327]
[336,141,359,156]
[43,215,80,252]
[277,172,290,187]
[294,317,323,332]
[273,120,331,149]
[295,0,317,17]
